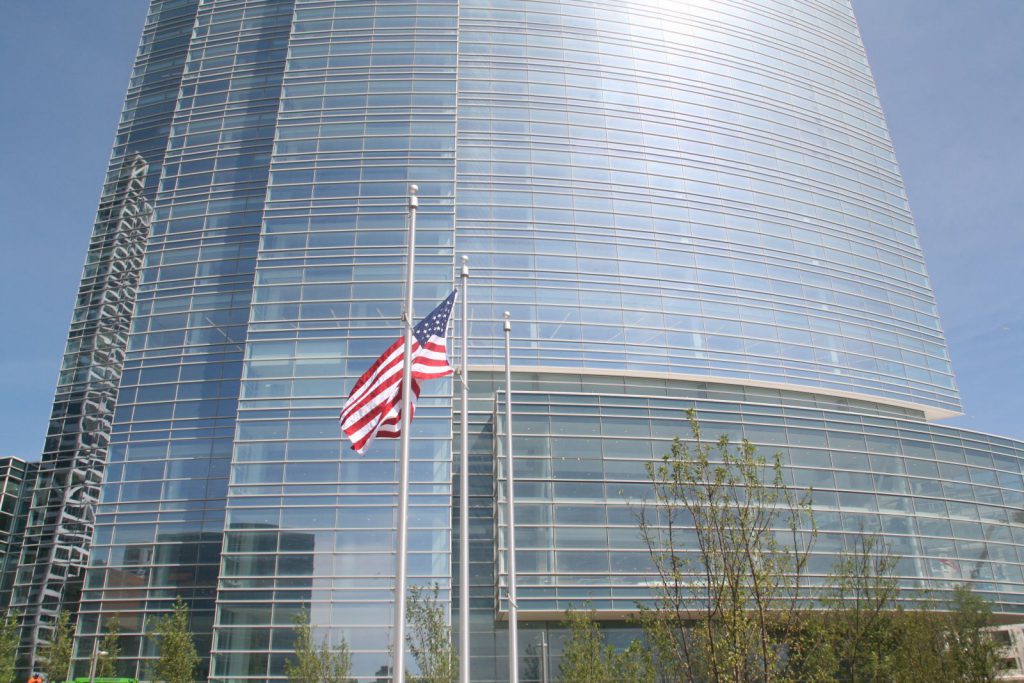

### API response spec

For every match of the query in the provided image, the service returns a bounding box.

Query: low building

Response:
[0,456,38,612]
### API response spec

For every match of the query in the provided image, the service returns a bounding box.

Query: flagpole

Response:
[392,184,418,683]
[459,255,471,683]
[503,311,519,683]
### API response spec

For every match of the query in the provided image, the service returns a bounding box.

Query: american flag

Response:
[340,290,457,453]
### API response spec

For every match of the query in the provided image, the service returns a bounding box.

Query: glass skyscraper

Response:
[24,0,1024,681]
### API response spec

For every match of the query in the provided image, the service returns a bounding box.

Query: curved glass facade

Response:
[467,373,1024,680]
[213,0,459,678]
[492,376,1024,614]
[456,0,957,418]
[76,0,292,678]
[45,1,1015,682]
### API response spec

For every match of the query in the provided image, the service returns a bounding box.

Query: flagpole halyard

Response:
[392,184,419,683]
[459,255,471,683]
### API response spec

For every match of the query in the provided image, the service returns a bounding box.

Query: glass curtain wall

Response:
[0,458,36,613]
[61,3,1022,683]
[77,0,294,678]
[211,1,458,679]
[465,372,1024,681]
[18,0,202,675]
[455,0,958,416]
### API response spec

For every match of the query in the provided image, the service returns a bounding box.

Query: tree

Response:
[822,532,902,682]
[152,597,199,683]
[97,612,121,679]
[777,612,837,683]
[558,607,653,683]
[0,611,20,683]
[610,640,656,683]
[884,608,948,683]
[625,409,999,683]
[942,586,1000,683]
[405,584,457,683]
[558,607,608,683]
[821,534,1000,683]
[39,609,73,683]
[635,409,815,683]
[283,608,352,683]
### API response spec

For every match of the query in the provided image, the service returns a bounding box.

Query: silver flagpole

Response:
[392,184,418,683]
[459,255,471,683]
[503,311,519,683]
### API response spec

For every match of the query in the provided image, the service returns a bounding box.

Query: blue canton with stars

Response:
[413,290,456,346]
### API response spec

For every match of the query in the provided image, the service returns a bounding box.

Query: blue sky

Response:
[0,2,1021,459]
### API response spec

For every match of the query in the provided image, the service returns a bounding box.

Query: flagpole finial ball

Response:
[462,254,468,263]
[409,184,419,195]
[504,311,510,319]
